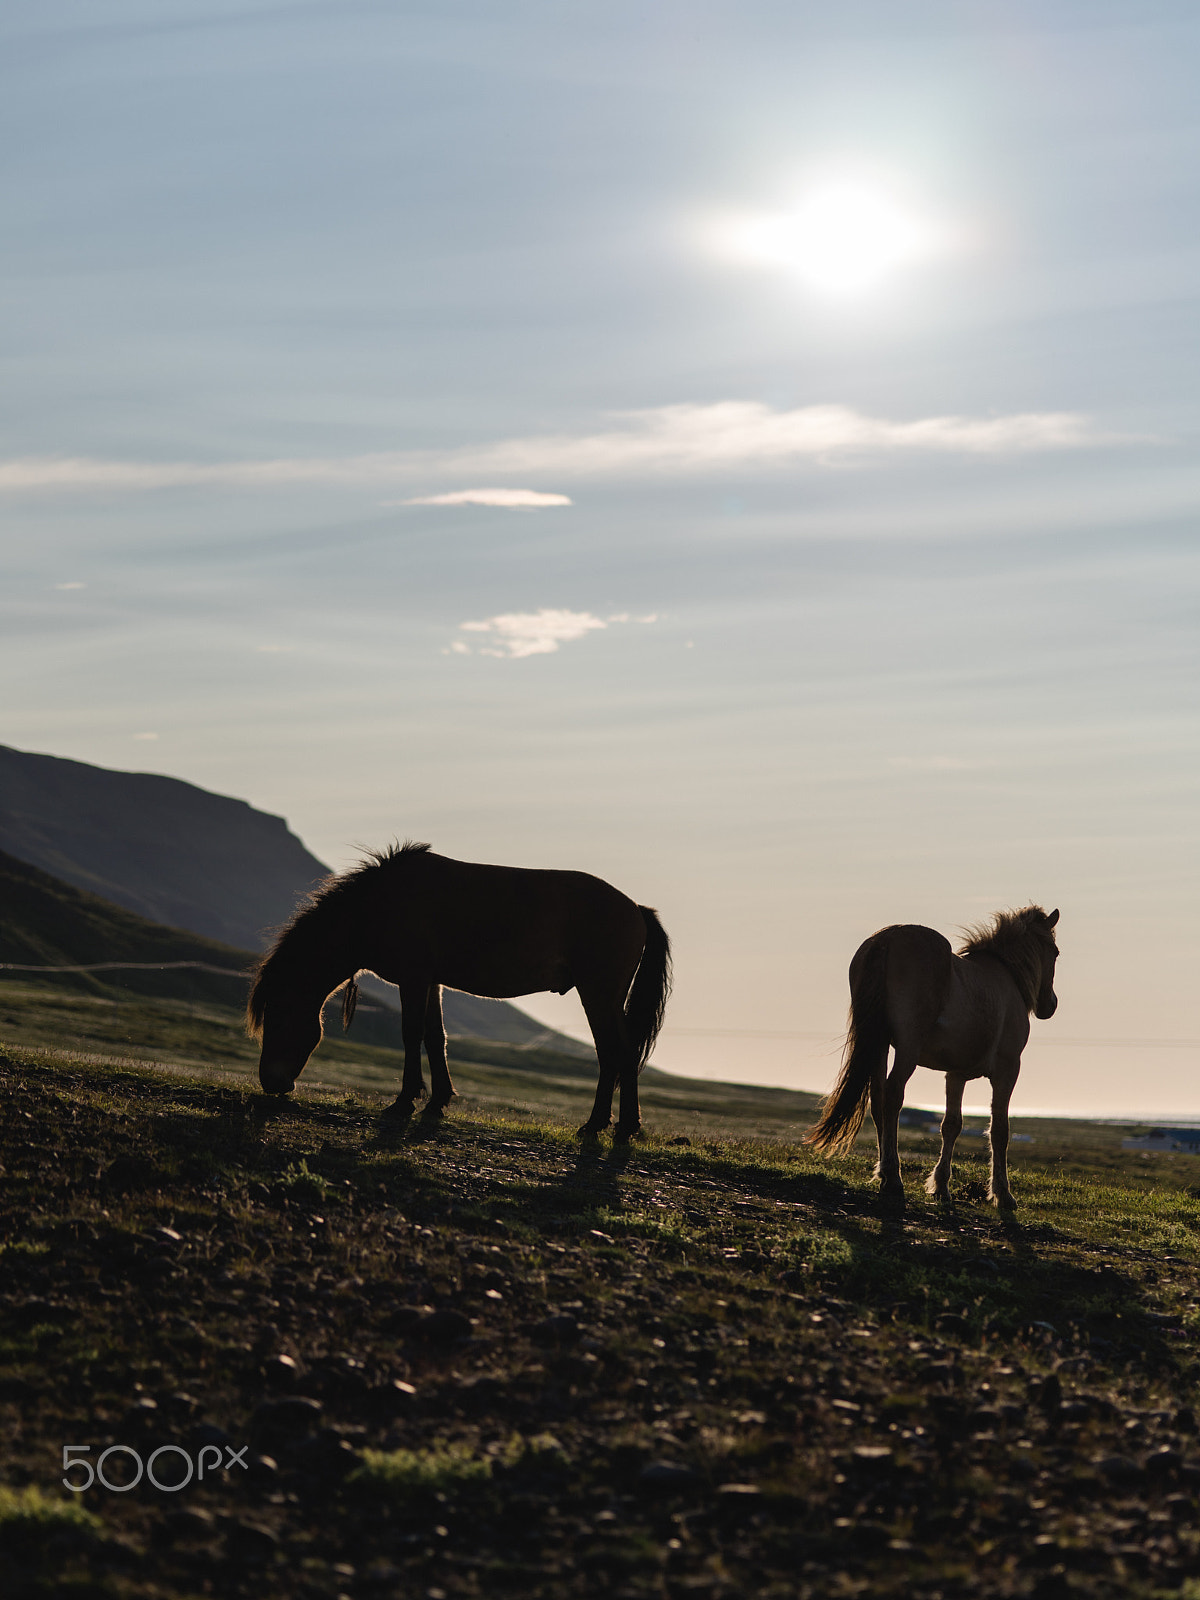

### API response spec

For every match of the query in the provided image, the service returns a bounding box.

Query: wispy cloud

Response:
[132,731,158,741]
[54,581,86,590]
[400,487,572,508]
[0,403,1119,496]
[452,608,657,659]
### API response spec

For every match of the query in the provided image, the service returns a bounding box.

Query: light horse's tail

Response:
[627,907,672,1074]
[806,932,891,1154]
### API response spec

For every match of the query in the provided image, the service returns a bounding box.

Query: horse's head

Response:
[247,956,326,1096]
[1033,907,1060,1019]
[256,1005,324,1095]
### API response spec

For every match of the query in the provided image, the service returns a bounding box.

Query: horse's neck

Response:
[286,927,356,1001]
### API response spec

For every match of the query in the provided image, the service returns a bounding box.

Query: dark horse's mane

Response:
[957,905,1057,1012]
[246,841,431,1039]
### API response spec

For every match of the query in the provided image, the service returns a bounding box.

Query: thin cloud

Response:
[54,580,86,590]
[400,487,572,508]
[0,403,1121,495]
[452,608,658,659]
[458,609,608,658]
[132,731,158,741]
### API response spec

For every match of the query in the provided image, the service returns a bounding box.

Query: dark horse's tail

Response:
[806,933,891,1155]
[627,907,672,1074]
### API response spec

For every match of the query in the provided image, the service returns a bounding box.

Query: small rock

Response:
[250,1396,324,1437]
[1095,1454,1144,1485]
[386,1303,436,1332]
[1037,1373,1063,1414]
[225,1520,280,1564]
[529,1314,580,1345]
[415,1308,473,1344]
[262,1354,300,1388]
[638,1461,699,1494]
[160,1507,215,1542]
[1146,1447,1182,1477]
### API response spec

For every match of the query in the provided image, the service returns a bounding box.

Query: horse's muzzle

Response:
[1036,993,1058,1020]
[259,1064,297,1095]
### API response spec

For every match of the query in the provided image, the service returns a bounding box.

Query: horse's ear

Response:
[342,978,359,1031]
[1046,908,1059,928]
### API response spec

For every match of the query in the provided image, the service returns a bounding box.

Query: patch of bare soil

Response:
[1,1048,1198,1599]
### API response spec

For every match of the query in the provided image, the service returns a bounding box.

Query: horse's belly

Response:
[439,957,573,1001]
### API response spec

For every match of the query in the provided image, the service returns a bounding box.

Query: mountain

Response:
[0,743,325,949]
[0,744,590,1053]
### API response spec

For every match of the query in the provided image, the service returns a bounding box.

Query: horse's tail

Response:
[806,933,891,1155]
[627,907,672,1073]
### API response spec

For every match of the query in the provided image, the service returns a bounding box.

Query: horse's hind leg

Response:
[576,993,626,1139]
[925,1073,964,1201]
[879,1051,916,1205]
[869,1056,889,1181]
[423,985,457,1117]
[613,1041,641,1143]
[383,982,430,1120]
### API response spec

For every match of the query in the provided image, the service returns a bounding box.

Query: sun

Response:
[718,178,943,296]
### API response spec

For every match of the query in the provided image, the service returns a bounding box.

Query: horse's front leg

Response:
[422,985,456,1117]
[878,1052,915,1205]
[988,1067,1019,1212]
[383,982,430,1120]
[925,1073,965,1202]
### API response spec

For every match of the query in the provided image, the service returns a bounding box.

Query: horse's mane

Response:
[246,840,431,1039]
[958,905,1057,1011]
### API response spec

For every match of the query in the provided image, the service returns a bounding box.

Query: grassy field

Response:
[3,987,1200,1598]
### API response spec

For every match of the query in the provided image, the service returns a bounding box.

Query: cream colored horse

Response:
[807,907,1059,1210]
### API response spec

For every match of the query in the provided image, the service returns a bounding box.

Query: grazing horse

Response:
[246,843,671,1141]
[806,906,1059,1210]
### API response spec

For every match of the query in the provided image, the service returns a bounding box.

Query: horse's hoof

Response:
[879,1182,906,1210]
[612,1123,641,1145]
[991,1192,1018,1214]
[382,1098,415,1121]
[422,1102,449,1120]
[576,1121,609,1140]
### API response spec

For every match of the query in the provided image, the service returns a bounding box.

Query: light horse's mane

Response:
[957,905,1057,1013]
[246,841,431,1039]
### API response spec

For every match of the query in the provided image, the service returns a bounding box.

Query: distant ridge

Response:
[0,744,591,1055]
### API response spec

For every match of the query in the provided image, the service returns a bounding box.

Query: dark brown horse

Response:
[806,906,1059,1209]
[246,843,671,1140]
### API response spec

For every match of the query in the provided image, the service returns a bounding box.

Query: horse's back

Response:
[851,924,953,1048]
[382,852,646,998]
[412,853,639,925]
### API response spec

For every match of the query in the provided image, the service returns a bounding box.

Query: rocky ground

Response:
[2,1044,1200,1599]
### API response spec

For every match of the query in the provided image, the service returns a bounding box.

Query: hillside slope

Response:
[0,846,254,1008]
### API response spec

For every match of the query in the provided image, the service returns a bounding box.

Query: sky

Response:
[2,1,1198,1115]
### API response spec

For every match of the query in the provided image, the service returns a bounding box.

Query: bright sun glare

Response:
[721,179,942,296]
